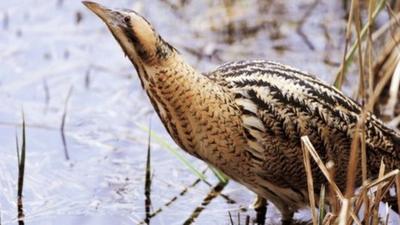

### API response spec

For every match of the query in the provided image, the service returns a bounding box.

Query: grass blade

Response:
[228,211,234,225]
[208,165,229,184]
[302,137,317,225]
[318,185,325,225]
[17,114,26,225]
[334,0,387,88]
[144,121,152,225]
[60,86,73,160]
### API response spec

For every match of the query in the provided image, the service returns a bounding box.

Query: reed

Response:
[16,114,26,225]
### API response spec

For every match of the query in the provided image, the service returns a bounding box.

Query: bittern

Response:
[83,1,400,224]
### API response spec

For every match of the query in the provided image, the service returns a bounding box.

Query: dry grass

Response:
[302,136,400,225]
[302,0,400,224]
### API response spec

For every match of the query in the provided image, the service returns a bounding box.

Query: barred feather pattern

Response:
[206,60,400,211]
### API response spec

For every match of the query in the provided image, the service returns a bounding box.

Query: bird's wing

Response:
[207,60,400,177]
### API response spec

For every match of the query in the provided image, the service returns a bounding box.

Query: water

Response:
[1,0,395,224]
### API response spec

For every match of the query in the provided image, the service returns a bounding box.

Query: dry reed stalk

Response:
[372,161,386,225]
[301,136,361,225]
[335,0,355,88]
[322,212,335,225]
[348,168,398,224]
[353,0,365,102]
[302,139,318,225]
[334,0,387,88]
[364,169,399,189]
[348,39,400,200]
[319,185,326,225]
[326,161,339,219]
[302,135,400,225]
[384,56,400,118]
[366,0,376,98]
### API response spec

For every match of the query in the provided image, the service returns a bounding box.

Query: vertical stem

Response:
[17,114,26,225]
[60,86,73,160]
[335,0,355,88]
[353,0,365,102]
[144,120,152,224]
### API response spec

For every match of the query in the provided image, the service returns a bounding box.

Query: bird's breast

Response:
[144,64,250,175]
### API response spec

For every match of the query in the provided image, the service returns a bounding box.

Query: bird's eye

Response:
[124,16,130,23]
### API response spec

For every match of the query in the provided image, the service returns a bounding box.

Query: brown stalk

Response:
[361,7,376,215]
[364,169,399,189]
[319,185,326,225]
[334,0,355,88]
[396,175,400,216]
[302,139,318,225]
[322,212,335,225]
[300,136,361,225]
[342,9,400,221]
[372,161,385,225]
[366,0,376,99]
[326,161,339,218]
[335,0,387,88]
[344,0,365,209]
[353,0,365,103]
[347,169,398,225]
[350,169,399,225]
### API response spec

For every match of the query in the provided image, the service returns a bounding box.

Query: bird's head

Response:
[83,1,176,67]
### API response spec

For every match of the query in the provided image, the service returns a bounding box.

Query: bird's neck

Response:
[137,55,245,162]
[139,54,205,150]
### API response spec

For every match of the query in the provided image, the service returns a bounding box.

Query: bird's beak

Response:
[82,1,124,28]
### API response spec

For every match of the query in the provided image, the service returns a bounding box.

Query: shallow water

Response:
[0,0,397,224]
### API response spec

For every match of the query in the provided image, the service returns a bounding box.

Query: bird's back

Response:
[207,60,400,198]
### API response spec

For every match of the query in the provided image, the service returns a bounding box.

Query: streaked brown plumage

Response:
[83,2,400,224]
